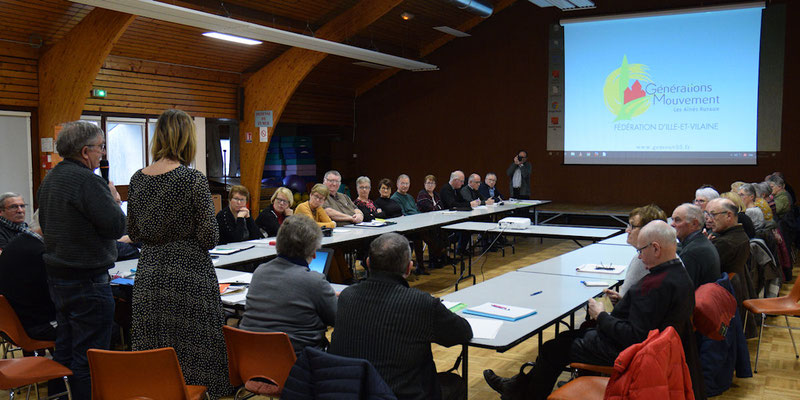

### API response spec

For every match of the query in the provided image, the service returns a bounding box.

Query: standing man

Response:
[671,203,721,289]
[478,173,503,203]
[0,192,30,250]
[391,174,420,215]
[506,150,531,199]
[440,170,480,210]
[460,173,494,206]
[322,170,364,227]
[38,121,126,399]
[330,233,472,400]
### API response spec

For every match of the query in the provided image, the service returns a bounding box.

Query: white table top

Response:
[596,232,629,246]
[441,271,605,350]
[517,243,635,280]
[442,222,622,242]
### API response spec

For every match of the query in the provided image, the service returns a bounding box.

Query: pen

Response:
[491,304,510,311]
[595,266,614,270]
[530,291,543,296]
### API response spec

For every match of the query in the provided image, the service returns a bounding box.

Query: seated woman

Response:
[295,184,336,228]
[353,176,385,221]
[737,183,765,231]
[255,187,294,237]
[416,174,443,212]
[754,182,774,221]
[216,184,263,244]
[374,179,403,218]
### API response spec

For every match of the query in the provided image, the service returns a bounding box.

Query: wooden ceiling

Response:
[1,0,758,110]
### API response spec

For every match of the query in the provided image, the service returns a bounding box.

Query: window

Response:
[106,118,146,186]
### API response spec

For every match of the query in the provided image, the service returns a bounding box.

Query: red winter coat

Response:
[604,327,694,400]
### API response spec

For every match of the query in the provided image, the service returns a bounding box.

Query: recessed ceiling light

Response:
[202,32,262,45]
[401,12,414,21]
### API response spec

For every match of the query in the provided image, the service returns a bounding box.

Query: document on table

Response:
[221,291,248,305]
[333,228,352,233]
[464,302,537,321]
[465,318,503,339]
[210,244,254,255]
[576,264,626,274]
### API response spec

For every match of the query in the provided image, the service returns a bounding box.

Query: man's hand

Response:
[485,198,495,205]
[108,181,122,205]
[588,298,606,320]
[237,208,250,218]
[470,199,481,207]
[602,288,621,306]
[118,234,133,244]
[513,156,521,166]
[352,213,364,223]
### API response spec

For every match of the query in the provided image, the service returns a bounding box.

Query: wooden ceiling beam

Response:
[239,0,403,214]
[355,0,519,97]
[38,8,135,177]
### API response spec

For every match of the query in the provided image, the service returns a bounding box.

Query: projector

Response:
[498,217,531,230]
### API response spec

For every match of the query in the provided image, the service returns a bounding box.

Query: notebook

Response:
[463,302,537,322]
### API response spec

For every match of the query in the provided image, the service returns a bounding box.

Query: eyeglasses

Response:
[357,186,370,190]
[424,181,436,185]
[704,210,728,218]
[274,198,289,205]
[87,143,106,150]
[231,197,247,203]
[2,204,26,211]
[324,178,341,184]
[625,223,643,230]
[635,243,653,254]
[311,194,326,201]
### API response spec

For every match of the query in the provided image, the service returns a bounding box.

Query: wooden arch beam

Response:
[38,8,135,178]
[240,0,403,213]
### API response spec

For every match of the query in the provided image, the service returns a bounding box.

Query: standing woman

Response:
[255,187,294,237]
[216,185,263,244]
[127,109,231,398]
[416,174,443,212]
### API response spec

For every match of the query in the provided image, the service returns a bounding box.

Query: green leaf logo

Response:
[603,56,653,121]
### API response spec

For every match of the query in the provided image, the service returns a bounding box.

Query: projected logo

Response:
[603,56,653,121]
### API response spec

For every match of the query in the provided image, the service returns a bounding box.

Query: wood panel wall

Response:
[0,42,39,108]
[353,1,800,212]
[282,83,354,126]
[85,56,240,118]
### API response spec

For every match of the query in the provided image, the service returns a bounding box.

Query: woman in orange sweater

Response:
[295,184,336,229]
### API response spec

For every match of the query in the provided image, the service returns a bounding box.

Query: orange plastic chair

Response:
[743,273,800,373]
[87,347,208,400]
[222,325,297,399]
[0,295,54,358]
[0,357,73,400]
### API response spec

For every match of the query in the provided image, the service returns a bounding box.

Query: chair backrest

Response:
[0,295,45,351]
[87,347,193,399]
[787,271,800,303]
[222,325,296,389]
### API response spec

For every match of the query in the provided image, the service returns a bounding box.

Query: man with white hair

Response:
[671,203,721,289]
[322,170,364,227]
[485,220,700,399]
[440,170,480,210]
[0,192,30,251]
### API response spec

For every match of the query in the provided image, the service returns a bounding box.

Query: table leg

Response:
[462,344,469,396]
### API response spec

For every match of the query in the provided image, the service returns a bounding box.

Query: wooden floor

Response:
[4,237,800,399]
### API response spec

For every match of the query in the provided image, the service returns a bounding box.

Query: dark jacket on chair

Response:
[281,346,397,400]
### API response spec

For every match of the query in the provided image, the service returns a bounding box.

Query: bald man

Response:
[485,220,701,399]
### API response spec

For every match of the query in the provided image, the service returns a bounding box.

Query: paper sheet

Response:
[333,228,352,233]
[221,291,248,305]
[465,318,504,340]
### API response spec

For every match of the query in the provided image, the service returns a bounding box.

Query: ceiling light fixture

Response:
[202,32,262,45]
[433,26,471,37]
[528,0,595,11]
[76,0,438,71]
[400,12,414,21]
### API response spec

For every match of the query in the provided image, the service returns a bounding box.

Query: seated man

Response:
[239,214,337,355]
[390,174,420,216]
[671,203,721,289]
[460,173,494,206]
[485,221,699,400]
[440,170,480,210]
[478,172,503,203]
[329,233,473,400]
[322,170,364,227]
[0,192,31,251]
[0,215,56,341]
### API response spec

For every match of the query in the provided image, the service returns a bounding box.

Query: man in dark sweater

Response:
[485,221,702,400]
[330,233,473,400]
[671,203,721,289]
[38,121,127,399]
[440,170,479,210]
[0,192,30,251]
[460,173,494,206]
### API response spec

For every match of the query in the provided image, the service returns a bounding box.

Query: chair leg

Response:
[754,313,765,373]
[785,315,799,359]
